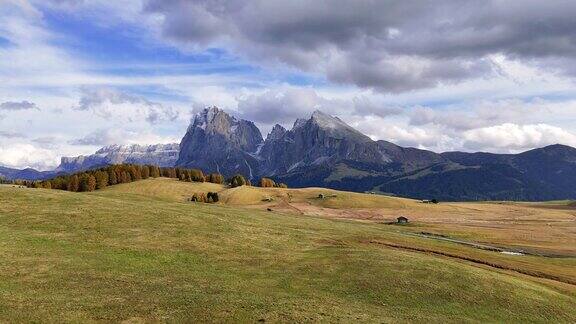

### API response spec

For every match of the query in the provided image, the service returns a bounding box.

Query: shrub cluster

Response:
[258,177,288,188]
[207,173,224,184]
[229,174,251,188]
[190,191,220,203]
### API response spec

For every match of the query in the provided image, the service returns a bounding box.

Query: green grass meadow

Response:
[0,183,575,322]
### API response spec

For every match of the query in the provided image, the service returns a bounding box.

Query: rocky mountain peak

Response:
[310,110,342,128]
[176,106,263,176]
[256,109,391,175]
[191,106,234,133]
[267,124,287,141]
[292,118,308,130]
[307,110,372,142]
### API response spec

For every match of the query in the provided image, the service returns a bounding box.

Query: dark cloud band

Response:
[145,0,576,92]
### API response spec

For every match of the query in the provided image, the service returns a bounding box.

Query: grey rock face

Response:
[266,124,287,141]
[56,143,179,173]
[176,106,263,178]
[258,110,391,175]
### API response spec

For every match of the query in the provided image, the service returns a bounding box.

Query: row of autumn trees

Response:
[174,168,287,188]
[19,164,287,192]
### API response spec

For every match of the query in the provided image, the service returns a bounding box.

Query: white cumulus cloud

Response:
[463,123,576,152]
[0,143,60,170]
[75,87,180,124]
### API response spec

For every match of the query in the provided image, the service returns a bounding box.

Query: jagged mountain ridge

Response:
[175,107,576,201]
[257,110,391,176]
[175,108,397,177]
[4,107,576,201]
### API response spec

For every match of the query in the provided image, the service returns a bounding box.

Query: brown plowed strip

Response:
[367,240,576,286]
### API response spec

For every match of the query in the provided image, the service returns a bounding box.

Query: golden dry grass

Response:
[101,179,576,279]
[104,177,226,202]
[105,178,576,256]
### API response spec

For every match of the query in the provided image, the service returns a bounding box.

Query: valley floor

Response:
[0,179,575,322]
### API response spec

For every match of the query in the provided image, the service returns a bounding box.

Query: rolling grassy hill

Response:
[0,180,575,322]
[104,179,576,256]
[103,177,415,208]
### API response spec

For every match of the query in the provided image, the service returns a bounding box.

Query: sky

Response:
[2,0,576,170]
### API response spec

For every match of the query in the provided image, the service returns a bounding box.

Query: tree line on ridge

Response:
[8,164,287,192]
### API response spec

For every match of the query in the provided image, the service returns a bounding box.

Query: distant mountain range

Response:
[56,143,179,173]
[0,166,56,181]
[2,107,576,201]
[0,144,179,181]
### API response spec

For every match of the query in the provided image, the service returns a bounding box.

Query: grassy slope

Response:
[105,179,576,256]
[104,177,415,209]
[103,177,225,202]
[0,182,575,322]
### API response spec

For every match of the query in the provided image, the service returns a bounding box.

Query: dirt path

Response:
[407,232,525,254]
[367,240,576,286]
